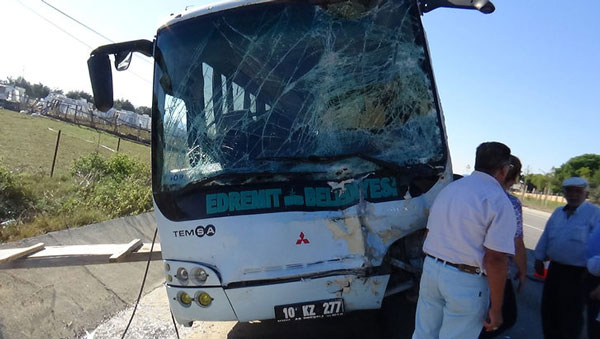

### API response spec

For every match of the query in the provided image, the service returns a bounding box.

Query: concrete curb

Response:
[0,213,166,339]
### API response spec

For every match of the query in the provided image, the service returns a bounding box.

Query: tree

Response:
[6,76,50,99]
[549,154,600,204]
[114,99,135,112]
[31,83,50,98]
[66,90,93,102]
[524,173,551,193]
[552,154,600,191]
[135,106,151,116]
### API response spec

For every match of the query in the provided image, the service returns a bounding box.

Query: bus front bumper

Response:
[167,273,390,324]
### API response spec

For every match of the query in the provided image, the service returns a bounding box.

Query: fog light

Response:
[194,268,208,282]
[196,292,212,307]
[177,267,188,281]
[165,263,170,271]
[167,274,173,282]
[179,292,192,306]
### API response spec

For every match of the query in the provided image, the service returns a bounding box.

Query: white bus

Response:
[88,0,494,326]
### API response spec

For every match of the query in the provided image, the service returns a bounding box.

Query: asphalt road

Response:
[502,207,551,339]
[89,208,552,339]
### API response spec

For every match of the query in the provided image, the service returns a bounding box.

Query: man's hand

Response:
[483,247,508,332]
[483,307,503,332]
[590,285,600,301]
[534,260,545,276]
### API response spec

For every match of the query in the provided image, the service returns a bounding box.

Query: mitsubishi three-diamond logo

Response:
[296,232,310,245]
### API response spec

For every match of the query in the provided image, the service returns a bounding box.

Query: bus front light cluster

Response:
[165,261,220,287]
[164,262,173,282]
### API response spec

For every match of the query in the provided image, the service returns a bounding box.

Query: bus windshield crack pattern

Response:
[158,0,444,190]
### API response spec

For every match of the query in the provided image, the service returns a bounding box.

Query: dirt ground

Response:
[85,284,418,339]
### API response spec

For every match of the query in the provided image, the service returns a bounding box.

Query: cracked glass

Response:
[153,0,446,193]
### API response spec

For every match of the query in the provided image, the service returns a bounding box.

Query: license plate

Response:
[274,298,344,322]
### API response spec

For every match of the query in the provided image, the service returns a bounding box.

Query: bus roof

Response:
[159,0,277,30]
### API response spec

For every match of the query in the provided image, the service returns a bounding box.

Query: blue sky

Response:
[1,0,598,174]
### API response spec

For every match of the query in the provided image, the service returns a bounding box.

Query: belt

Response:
[426,254,484,275]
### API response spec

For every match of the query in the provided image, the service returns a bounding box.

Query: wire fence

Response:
[40,95,151,145]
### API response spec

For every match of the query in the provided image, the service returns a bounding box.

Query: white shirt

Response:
[423,171,517,271]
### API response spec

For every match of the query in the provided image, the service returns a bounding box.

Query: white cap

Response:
[562,177,588,187]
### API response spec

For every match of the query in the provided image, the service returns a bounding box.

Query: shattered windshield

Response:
[153,0,446,193]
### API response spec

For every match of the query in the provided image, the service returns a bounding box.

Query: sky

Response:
[1,0,598,175]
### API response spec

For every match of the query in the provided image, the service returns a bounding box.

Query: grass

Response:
[520,196,563,213]
[0,109,152,243]
[0,153,153,243]
[0,108,150,176]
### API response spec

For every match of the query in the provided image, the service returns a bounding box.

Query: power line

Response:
[15,0,93,49]
[13,0,152,84]
[39,0,154,66]
[40,0,114,43]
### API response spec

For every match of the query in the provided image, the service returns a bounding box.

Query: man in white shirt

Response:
[412,142,517,339]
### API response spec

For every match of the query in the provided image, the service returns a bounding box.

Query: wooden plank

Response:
[0,243,45,263]
[109,239,143,263]
[0,243,161,270]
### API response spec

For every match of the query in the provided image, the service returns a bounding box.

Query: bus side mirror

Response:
[420,0,495,14]
[87,39,154,112]
[88,54,114,112]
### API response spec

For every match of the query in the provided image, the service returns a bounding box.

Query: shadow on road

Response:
[221,248,548,339]
[226,294,416,339]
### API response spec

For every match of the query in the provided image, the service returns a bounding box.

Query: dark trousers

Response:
[541,261,587,339]
[479,279,517,339]
[586,274,600,339]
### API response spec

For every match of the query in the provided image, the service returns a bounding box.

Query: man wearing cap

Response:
[534,177,600,339]
[413,142,517,339]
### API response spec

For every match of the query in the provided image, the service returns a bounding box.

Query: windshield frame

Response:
[151,0,449,220]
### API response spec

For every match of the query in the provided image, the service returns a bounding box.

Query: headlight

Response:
[193,268,208,282]
[176,267,189,282]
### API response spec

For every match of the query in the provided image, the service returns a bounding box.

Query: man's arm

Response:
[534,218,552,275]
[483,247,508,331]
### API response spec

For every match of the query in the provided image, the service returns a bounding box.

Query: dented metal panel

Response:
[223,274,389,321]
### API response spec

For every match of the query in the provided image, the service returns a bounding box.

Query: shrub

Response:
[0,164,34,222]
[1,152,152,243]
[73,152,152,217]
